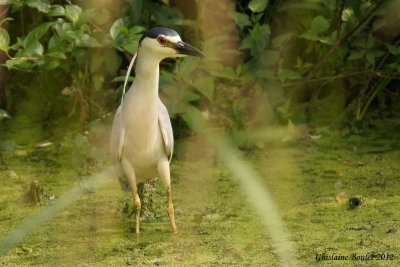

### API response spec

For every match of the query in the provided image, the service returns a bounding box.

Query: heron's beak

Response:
[175,41,205,58]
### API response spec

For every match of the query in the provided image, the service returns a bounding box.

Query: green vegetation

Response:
[1,122,399,266]
[0,0,400,266]
[1,0,399,134]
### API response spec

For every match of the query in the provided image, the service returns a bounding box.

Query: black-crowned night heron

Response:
[110,27,204,234]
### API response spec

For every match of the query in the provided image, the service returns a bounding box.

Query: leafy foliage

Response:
[1,0,399,145]
[229,0,400,130]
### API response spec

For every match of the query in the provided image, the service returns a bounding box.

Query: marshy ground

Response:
[0,119,399,266]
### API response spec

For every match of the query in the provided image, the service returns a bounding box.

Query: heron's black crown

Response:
[139,27,179,43]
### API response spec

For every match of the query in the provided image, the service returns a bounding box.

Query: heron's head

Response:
[138,27,205,60]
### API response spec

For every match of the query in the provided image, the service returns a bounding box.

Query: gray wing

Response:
[110,105,125,160]
[158,101,174,162]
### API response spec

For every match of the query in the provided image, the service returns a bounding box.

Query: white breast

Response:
[120,86,164,180]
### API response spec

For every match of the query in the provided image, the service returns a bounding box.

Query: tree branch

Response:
[336,0,345,40]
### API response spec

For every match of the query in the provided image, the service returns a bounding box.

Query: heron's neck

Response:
[133,49,161,98]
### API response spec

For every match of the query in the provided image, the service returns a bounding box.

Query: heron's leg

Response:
[133,192,141,234]
[121,158,141,234]
[158,158,177,234]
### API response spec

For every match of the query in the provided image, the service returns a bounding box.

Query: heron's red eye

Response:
[157,36,167,45]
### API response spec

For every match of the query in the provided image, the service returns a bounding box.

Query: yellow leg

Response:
[158,158,177,234]
[167,188,177,234]
[133,191,141,234]
[121,158,141,234]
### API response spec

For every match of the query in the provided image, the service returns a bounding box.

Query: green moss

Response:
[1,124,400,266]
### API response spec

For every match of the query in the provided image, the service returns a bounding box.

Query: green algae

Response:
[0,124,399,266]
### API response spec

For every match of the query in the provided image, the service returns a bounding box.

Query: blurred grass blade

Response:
[183,105,298,267]
[0,166,117,256]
